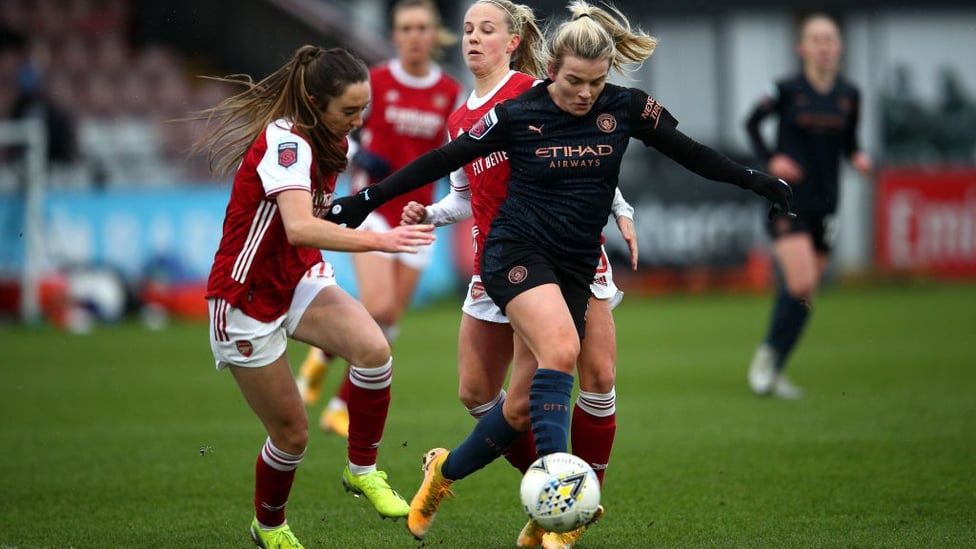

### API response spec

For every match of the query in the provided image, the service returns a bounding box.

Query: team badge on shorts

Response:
[470,281,486,299]
[596,113,617,133]
[278,142,298,168]
[236,340,254,357]
[508,265,528,284]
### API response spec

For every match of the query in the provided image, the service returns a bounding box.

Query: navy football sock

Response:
[529,368,575,456]
[442,403,522,481]
[764,280,811,371]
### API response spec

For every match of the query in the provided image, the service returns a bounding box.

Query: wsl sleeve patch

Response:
[278,142,299,168]
[468,108,498,140]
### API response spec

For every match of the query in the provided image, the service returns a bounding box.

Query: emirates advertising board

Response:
[875,168,976,278]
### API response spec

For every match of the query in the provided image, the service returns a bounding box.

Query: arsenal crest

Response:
[236,340,254,357]
[470,281,486,299]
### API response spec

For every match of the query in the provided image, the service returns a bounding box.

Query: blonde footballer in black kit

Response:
[399,1,637,546]
[326,2,793,546]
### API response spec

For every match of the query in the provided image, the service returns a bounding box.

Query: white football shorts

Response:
[208,262,338,370]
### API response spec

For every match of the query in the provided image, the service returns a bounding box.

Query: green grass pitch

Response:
[1,283,974,548]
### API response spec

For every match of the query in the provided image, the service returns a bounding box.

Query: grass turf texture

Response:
[1,283,974,548]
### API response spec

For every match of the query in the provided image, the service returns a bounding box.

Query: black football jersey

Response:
[746,74,862,212]
[462,82,679,270]
[372,80,757,275]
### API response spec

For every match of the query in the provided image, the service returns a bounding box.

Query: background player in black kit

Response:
[325,0,793,543]
[745,13,872,400]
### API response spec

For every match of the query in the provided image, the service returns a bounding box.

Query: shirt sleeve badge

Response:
[278,142,299,168]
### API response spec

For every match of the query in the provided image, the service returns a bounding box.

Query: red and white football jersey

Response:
[447,70,537,274]
[355,59,462,227]
[206,119,341,321]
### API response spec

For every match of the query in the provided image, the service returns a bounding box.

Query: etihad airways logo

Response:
[535,144,614,168]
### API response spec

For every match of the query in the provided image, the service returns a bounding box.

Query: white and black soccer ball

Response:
[520,452,601,533]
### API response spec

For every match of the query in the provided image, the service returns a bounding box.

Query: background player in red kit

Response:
[194,46,435,548]
[296,0,464,438]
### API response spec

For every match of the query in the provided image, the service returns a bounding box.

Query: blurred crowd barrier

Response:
[0,177,462,327]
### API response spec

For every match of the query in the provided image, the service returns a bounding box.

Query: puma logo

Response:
[528,124,544,135]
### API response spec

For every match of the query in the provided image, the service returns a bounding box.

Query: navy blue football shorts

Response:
[481,238,592,339]
[767,209,836,253]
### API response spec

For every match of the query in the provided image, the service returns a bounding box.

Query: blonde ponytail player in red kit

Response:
[296,0,464,438]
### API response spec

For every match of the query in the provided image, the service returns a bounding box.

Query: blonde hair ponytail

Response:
[549,0,657,78]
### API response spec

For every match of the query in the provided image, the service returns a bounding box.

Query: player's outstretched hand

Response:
[383,224,436,253]
[324,189,377,228]
[401,201,428,225]
[744,169,796,221]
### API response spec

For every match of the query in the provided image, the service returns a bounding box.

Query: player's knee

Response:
[348,340,392,368]
[458,388,490,411]
[578,361,616,394]
[503,405,531,432]
[369,304,399,329]
[544,341,580,373]
[274,417,309,453]
[785,278,816,302]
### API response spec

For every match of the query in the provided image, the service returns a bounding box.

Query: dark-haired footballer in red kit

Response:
[194,45,435,548]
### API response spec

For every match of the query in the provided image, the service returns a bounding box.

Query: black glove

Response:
[742,169,795,220]
[323,187,381,228]
[351,149,391,180]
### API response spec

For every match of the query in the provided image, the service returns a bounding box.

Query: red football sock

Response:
[504,431,539,473]
[254,438,304,527]
[346,359,392,466]
[335,365,352,403]
[571,389,616,485]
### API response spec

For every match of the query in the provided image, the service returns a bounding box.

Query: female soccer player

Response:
[325,1,793,544]
[295,0,463,438]
[399,0,637,545]
[195,46,435,548]
[744,13,871,399]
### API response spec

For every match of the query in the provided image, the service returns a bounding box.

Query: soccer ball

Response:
[520,452,601,533]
